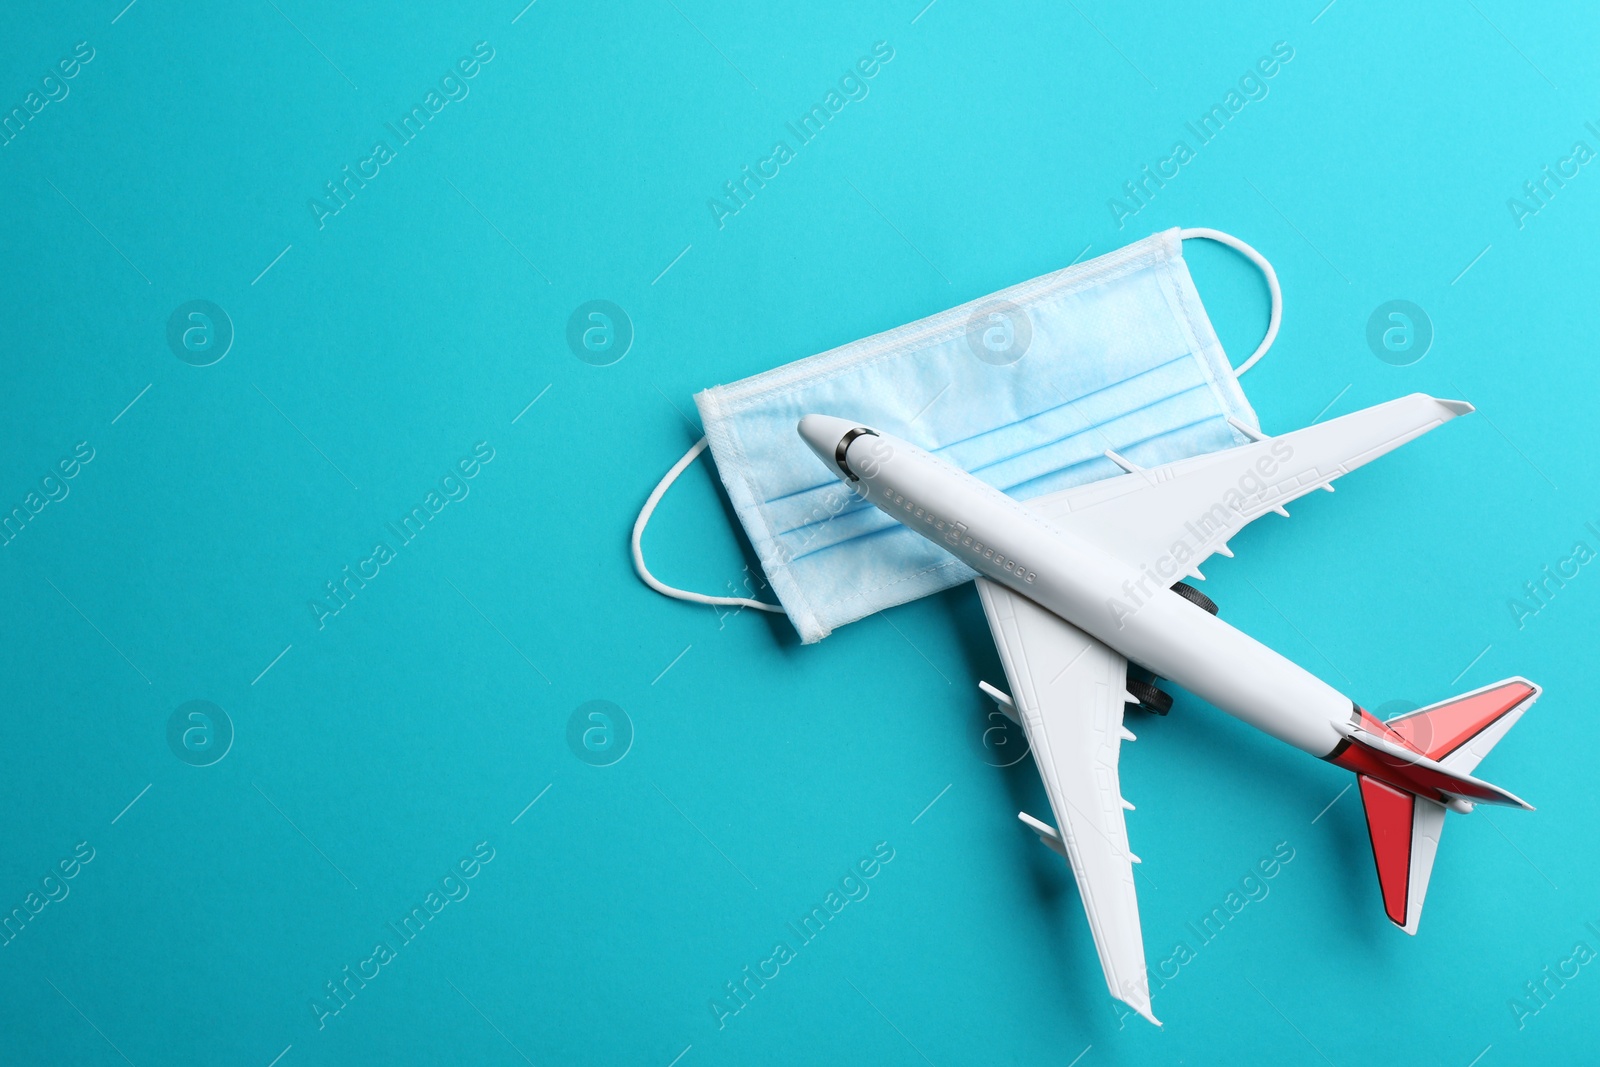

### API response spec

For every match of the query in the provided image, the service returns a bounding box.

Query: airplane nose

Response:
[796,414,862,459]
[799,414,883,483]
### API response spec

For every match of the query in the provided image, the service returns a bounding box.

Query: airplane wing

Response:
[1024,393,1471,579]
[974,576,1157,1024]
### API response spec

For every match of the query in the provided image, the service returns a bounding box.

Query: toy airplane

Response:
[797,394,1540,1025]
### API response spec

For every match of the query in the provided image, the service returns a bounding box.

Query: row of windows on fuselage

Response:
[882,488,1036,584]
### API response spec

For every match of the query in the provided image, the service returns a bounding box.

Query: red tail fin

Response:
[1382,679,1538,769]
[1341,678,1541,933]
[1357,775,1430,929]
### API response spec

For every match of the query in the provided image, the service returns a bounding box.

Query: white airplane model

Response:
[797,394,1540,1025]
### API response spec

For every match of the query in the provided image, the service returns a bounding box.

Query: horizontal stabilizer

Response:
[1358,775,1445,933]
[1383,678,1540,773]
[1333,723,1532,809]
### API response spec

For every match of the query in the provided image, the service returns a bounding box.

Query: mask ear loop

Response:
[1178,227,1281,375]
[631,437,786,613]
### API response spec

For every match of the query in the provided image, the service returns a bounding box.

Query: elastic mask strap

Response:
[1178,227,1281,375]
[632,437,786,613]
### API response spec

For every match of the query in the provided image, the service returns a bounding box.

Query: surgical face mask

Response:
[633,227,1281,644]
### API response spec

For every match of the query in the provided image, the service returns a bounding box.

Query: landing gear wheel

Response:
[1126,678,1173,716]
[1172,581,1219,616]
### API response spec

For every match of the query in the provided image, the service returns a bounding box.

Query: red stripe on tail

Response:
[1384,680,1537,761]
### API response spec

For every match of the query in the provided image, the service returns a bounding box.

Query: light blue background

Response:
[2,1,1596,1064]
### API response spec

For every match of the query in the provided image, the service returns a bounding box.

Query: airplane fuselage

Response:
[816,421,1351,758]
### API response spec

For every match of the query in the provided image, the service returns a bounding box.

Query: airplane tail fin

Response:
[1382,678,1541,773]
[1344,678,1541,934]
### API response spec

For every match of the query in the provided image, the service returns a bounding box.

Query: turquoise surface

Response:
[2,2,1596,1064]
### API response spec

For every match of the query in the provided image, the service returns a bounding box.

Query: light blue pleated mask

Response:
[633,227,1281,644]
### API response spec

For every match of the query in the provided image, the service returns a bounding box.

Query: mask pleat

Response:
[688,227,1264,643]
